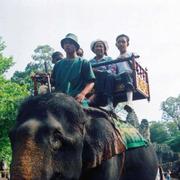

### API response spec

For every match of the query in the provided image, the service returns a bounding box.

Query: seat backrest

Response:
[133,60,150,101]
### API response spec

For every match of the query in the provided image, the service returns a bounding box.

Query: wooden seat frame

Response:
[91,55,150,103]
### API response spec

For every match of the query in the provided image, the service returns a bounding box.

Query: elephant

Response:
[9,93,159,180]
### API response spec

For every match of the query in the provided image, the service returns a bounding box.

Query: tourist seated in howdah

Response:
[31,33,150,114]
[89,34,138,113]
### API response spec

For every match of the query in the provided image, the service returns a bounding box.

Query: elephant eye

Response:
[49,131,62,151]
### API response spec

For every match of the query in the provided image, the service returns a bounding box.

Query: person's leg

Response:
[101,73,116,112]
[94,71,107,94]
[126,90,133,105]
[121,72,134,91]
[122,72,134,111]
[105,73,115,98]
[89,71,108,107]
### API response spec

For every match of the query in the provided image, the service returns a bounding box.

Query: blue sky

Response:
[1,0,180,121]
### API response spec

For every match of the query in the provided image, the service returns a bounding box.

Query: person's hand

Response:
[75,93,85,103]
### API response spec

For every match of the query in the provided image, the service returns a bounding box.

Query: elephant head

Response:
[10,93,87,180]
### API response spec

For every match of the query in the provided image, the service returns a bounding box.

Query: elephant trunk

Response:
[10,137,46,180]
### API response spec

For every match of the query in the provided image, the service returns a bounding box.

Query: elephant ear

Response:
[82,108,125,168]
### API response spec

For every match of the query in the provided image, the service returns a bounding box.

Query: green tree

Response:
[150,121,169,143]
[161,95,180,130]
[165,121,180,152]
[0,37,29,163]
[31,45,54,72]
[11,45,54,93]
[0,37,14,75]
[165,133,180,152]
[166,121,179,137]
[150,121,180,152]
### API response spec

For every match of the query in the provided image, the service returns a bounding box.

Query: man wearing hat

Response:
[89,39,116,111]
[51,33,95,104]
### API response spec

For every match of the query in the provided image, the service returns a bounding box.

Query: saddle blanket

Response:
[113,117,148,149]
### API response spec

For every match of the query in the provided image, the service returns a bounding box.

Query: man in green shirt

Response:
[51,33,95,104]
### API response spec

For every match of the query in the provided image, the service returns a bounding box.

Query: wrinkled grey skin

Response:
[9,93,158,180]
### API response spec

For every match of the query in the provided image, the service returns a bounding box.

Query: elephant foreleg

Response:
[80,155,122,180]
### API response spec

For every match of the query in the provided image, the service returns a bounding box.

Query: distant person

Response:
[51,51,64,64]
[76,47,84,57]
[38,51,63,95]
[51,33,95,104]
[0,160,8,178]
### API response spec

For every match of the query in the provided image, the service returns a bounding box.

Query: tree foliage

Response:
[150,121,169,143]
[31,45,54,71]
[150,121,180,152]
[0,78,28,163]
[161,95,180,130]
[0,37,29,163]
[11,45,54,93]
[0,37,14,75]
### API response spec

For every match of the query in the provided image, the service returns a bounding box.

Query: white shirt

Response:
[116,52,133,74]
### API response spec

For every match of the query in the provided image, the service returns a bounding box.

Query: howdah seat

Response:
[31,56,150,105]
[91,55,150,104]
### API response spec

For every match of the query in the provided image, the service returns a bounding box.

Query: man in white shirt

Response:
[115,34,134,111]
